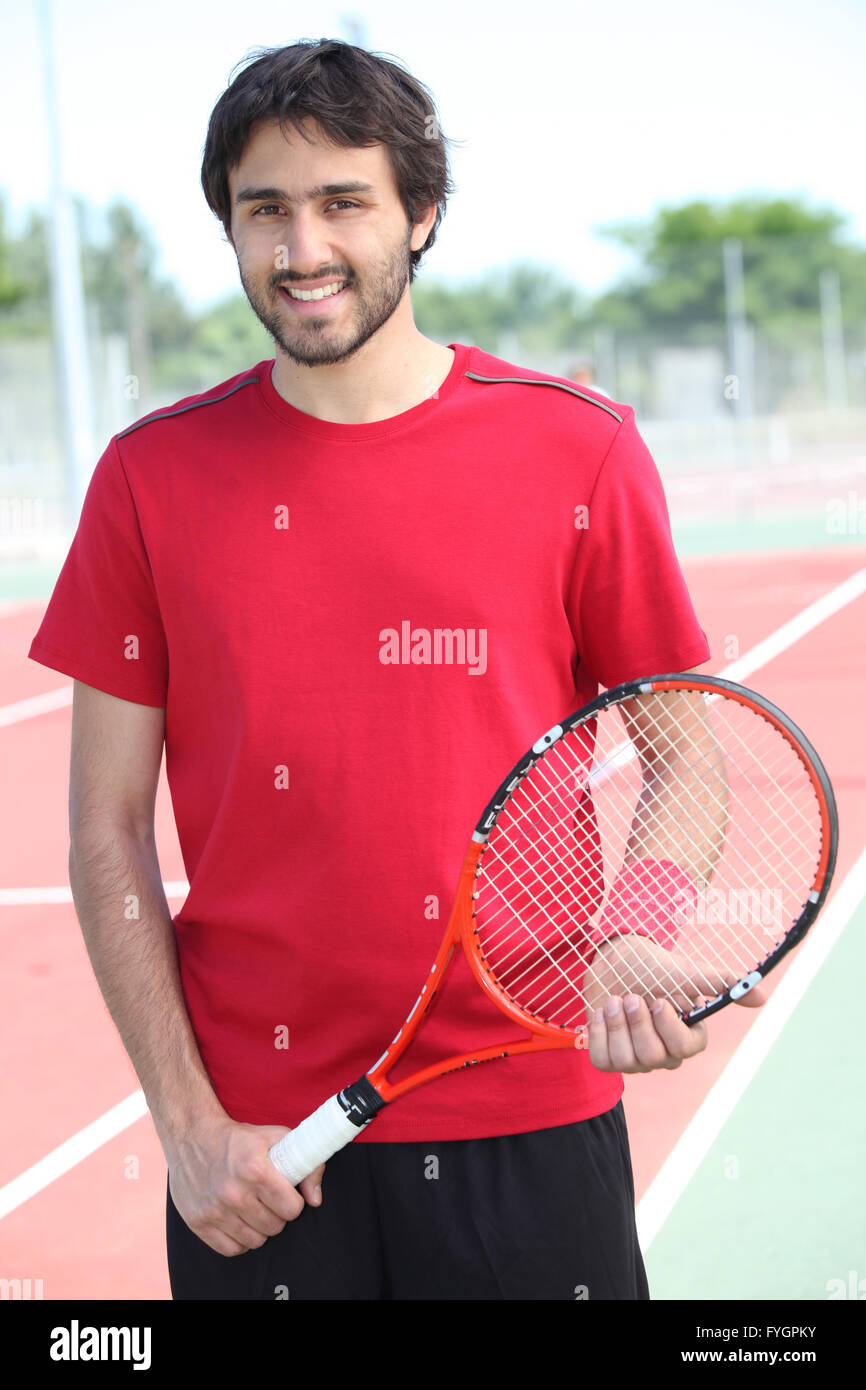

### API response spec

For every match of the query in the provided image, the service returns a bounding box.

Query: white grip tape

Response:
[267,1094,360,1186]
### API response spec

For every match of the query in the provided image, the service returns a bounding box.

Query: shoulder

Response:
[460,344,630,430]
[115,360,267,445]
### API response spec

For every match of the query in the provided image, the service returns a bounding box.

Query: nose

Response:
[276,209,340,281]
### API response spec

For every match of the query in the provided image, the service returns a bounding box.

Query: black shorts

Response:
[166,1101,648,1301]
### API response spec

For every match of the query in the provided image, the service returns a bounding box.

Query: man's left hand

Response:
[583,933,767,1073]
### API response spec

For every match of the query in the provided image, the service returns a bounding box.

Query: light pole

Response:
[36,0,95,528]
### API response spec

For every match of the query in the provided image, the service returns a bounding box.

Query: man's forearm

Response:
[69,825,226,1152]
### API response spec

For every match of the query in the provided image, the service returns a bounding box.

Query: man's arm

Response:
[618,685,728,883]
[68,680,320,1254]
[582,676,767,1073]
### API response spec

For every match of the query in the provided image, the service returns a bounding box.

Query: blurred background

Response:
[1,0,864,596]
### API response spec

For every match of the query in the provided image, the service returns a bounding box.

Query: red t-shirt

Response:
[28,342,710,1140]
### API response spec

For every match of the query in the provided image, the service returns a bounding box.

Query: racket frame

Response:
[366,839,577,1106]
[467,672,838,1028]
[365,672,839,1096]
[268,673,839,1183]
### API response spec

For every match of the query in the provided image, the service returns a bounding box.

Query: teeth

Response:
[285,281,346,301]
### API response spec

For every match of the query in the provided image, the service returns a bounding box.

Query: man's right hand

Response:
[165,1115,326,1256]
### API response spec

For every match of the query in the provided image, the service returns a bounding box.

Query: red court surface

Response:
[1,545,864,1299]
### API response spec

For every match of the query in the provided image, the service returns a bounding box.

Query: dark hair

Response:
[201,38,458,282]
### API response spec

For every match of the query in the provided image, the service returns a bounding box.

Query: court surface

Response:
[1,540,864,1300]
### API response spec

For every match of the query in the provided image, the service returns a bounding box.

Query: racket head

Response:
[461,674,838,1029]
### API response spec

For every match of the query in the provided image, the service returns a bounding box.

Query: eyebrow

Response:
[235,181,375,207]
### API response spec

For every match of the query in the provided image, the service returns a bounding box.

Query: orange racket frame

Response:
[268,673,838,1187]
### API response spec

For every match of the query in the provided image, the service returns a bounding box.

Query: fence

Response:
[1,271,864,581]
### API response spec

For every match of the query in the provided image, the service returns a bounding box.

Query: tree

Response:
[591,196,866,337]
[413,261,590,354]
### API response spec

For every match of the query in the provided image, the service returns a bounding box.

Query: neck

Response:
[271,315,455,425]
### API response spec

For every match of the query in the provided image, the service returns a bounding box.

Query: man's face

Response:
[228,118,428,366]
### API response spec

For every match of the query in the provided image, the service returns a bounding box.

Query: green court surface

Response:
[673,514,866,559]
[0,564,62,603]
[645,893,866,1300]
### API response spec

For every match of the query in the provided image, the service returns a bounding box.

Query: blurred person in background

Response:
[568,360,610,398]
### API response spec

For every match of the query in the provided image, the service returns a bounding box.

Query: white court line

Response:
[0,1092,149,1221]
[636,844,866,1254]
[718,565,866,683]
[1,562,865,1217]
[0,686,72,726]
[588,564,866,788]
[0,882,189,906]
[3,568,863,737]
[5,564,866,906]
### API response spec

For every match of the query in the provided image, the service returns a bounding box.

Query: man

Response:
[29,39,763,1300]
[568,361,611,397]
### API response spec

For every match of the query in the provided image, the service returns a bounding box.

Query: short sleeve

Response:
[567,408,710,688]
[28,436,168,706]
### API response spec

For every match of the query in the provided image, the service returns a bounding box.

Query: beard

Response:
[238,225,414,367]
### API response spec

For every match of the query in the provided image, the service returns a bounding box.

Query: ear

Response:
[410,201,437,253]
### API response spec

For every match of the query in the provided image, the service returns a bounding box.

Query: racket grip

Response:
[268,1078,385,1186]
[268,1096,357,1184]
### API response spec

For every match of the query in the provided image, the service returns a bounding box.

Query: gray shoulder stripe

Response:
[464,371,623,424]
[116,374,259,440]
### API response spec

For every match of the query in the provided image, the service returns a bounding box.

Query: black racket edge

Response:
[471,671,840,1028]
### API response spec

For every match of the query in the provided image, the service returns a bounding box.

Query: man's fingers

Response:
[733,983,769,1008]
[587,1004,613,1071]
[196,1227,251,1258]
[254,1127,309,1219]
[622,995,675,1069]
[600,997,638,1072]
[215,1209,276,1251]
[589,934,773,1020]
[588,995,691,1072]
[649,998,708,1059]
[182,1192,287,1255]
[298,1163,326,1207]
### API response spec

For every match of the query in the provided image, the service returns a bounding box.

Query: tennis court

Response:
[3,0,865,1321]
[1,523,864,1299]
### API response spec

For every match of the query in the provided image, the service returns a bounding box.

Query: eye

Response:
[327,200,359,211]
[253,204,283,216]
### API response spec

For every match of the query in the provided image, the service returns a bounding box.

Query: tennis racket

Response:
[268,672,838,1185]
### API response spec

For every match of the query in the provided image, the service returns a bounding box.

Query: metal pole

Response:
[37,0,95,528]
[819,268,848,412]
[722,235,755,481]
[722,236,752,421]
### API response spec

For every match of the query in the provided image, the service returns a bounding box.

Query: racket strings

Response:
[671,716,819,880]
[473,690,823,1025]
[478,743,698,1018]
[581,711,817,994]
[592,698,819,861]
[585,710,817,963]
[484,728,736,980]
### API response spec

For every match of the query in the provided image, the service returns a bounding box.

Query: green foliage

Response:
[1,189,864,394]
[0,200,26,307]
[153,293,272,394]
[412,261,591,354]
[0,198,50,328]
[592,196,866,338]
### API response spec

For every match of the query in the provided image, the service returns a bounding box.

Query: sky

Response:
[1,0,864,311]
